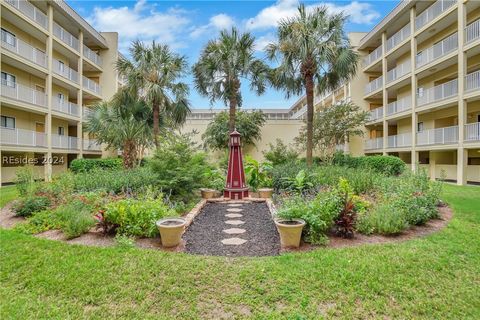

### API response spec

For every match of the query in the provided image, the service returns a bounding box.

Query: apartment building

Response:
[1,0,122,184]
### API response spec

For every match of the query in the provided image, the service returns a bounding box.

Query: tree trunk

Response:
[153,103,160,147]
[228,96,236,133]
[305,73,314,167]
[123,140,136,169]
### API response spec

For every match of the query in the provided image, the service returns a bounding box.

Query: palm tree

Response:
[266,4,358,166]
[116,41,190,146]
[84,90,153,169]
[193,27,268,132]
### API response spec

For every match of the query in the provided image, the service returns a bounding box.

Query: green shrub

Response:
[104,196,176,237]
[55,200,96,239]
[333,153,406,176]
[263,139,299,165]
[15,166,38,197]
[149,133,212,201]
[244,156,273,191]
[356,203,408,235]
[13,196,51,217]
[202,167,226,191]
[70,158,122,173]
[73,167,158,194]
[13,210,61,235]
[271,162,311,192]
[315,166,382,195]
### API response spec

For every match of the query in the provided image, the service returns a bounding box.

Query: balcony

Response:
[417,78,458,107]
[1,30,47,68]
[386,60,411,83]
[83,107,93,118]
[53,59,79,84]
[365,138,383,150]
[415,0,456,31]
[465,19,480,44]
[53,22,79,52]
[291,104,307,119]
[416,32,457,68]
[52,134,79,150]
[388,133,412,148]
[465,70,480,93]
[83,45,102,67]
[83,139,102,151]
[417,125,458,146]
[4,0,47,30]
[82,76,101,95]
[52,97,80,117]
[465,122,480,142]
[386,97,411,116]
[1,80,47,108]
[386,24,410,52]
[365,76,383,95]
[367,107,383,122]
[363,45,382,67]
[0,127,46,148]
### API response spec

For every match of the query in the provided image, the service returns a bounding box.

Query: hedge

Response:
[70,158,122,173]
[333,153,406,176]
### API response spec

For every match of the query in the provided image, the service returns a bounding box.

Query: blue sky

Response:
[68,0,399,109]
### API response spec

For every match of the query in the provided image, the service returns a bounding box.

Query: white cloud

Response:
[190,13,235,38]
[254,33,275,52]
[87,0,191,53]
[245,0,380,30]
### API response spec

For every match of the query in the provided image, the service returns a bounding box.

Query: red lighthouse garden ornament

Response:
[224,130,249,200]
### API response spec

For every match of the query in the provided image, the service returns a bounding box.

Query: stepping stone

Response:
[227,204,243,207]
[225,213,243,218]
[223,228,246,235]
[221,238,247,245]
[226,208,243,213]
[225,220,245,225]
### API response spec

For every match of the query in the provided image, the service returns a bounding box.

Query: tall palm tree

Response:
[116,41,190,146]
[266,4,358,166]
[85,90,153,169]
[193,27,268,132]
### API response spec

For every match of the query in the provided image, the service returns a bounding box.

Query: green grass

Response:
[0,184,479,319]
[0,185,17,208]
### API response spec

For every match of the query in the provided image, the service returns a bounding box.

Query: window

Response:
[1,28,16,46]
[417,122,424,132]
[1,116,15,129]
[1,72,16,88]
[58,127,65,136]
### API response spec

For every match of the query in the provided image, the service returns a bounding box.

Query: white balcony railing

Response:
[1,30,47,67]
[387,24,410,52]
[387,97,411,116]
[53,59,79,83]
[83,139,102,151]
[291,104,307,119]
[52,97,80,117]
[368,107,383,122]
[1,80,47,108]
[415,0,456,31]
[465,70,480,92]
[388,133,412,148]
[52,134,79,150]
[5,0,47,29]
[0,127,46,147]
[417,125,458,145]
[82,76,101,95]
[387,60,411,83]
[416,32,457,67]
[365,76,383,95]
[417,78,458,107]
[83,107,93,119]
[83,45,102,67]
[365,138,383,150]
[465,19,480,44]
[363,45,382,67]
[53,22,79,51]
[465,122,480,141]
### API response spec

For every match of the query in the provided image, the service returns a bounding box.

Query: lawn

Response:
[0,184,479,319]
[0,185,17,208]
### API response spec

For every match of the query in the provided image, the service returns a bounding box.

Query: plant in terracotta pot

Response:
[245,155,273,198]
[274,196,307,248]
[201,168,225,199]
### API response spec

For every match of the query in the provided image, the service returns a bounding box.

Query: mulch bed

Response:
[183,202,281,257]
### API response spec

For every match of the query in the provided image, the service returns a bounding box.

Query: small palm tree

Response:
[266,4,358,166]
[193,27,269,132]
[85,90,153,169]
[116,41,190,146]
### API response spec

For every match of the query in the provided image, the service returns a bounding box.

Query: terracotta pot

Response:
[274,218,305,248]
[200,188,216,199]
[249,191,259,198]
[156,218,186,247]
[258,188,273,199]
